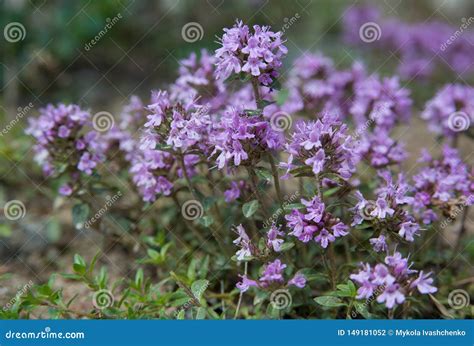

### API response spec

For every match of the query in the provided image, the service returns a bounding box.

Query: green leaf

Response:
[147,249,160,260]
[347,280,356,297]
[176,309,185,319]
[46,219,61,242]
[255,167,273,181]
[276,89,289,105]
[73,254,86,267]
[202,196,217,211]
[72,203,90,230]
[279,242,295,252]
[242,200,259,218]
[334,284,353,298]
[199,215,214,228]
[353,301,371,319]
[0,224,12,238]
[195,307,206,320]
[191,279,209,300]
[283,203,305,211]
[323,187,340,197]
[314,296,345,307]
[135,269,144,288]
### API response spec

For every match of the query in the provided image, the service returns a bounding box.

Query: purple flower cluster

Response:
[282,53,366,117]
[351,75,411,168]
[215,20,287,86]
[224,181,247,202]
[422,84,474,137]
[350,75,412,131]
[130,91,210,202]
[352,171,420,248]
[102,96,145,162]
[351,252,437,309]
[285,196,349,248]
[344,5,474,79]
[210,107,283,169]
[282,114,355,180]
[26,104,105,195]
[170,49,226,110]
[141,90,212,153]
[236,259,306,292]
[412,146,473,224]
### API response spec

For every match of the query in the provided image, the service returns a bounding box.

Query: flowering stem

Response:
[454,206,469,253]
[178,154,230,256]
[267,153,284,206]
[251,78,263,108]
[178,153,199,200]
[234,262,248,319]
[247,167,271,220]
[315,174,322,198]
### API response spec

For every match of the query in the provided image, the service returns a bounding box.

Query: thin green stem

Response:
[267,153,284,206]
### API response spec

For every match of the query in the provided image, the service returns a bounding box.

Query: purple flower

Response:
[369,235,387,252]
[399,221,420,242]
[412,146,473,222]
[288,273,307,288]
[224,181,244,202]
[301,196,324,222]
[370,197,394,219]
[215,20,287,86]
[210,107,283,169]
[315,229,335,248]
[78,152,98,175]
[282,114,356,180]
[25,104,104,177]
[266,225,285,252]
[410,271,437,294]
[351,252,437,309]
[377,283,405,309]
[259,259,287,285]
[422,84,474,137]
[233,224,253,261]
[236,275,259,292]
[59,184,73,196]
[170,50,226,110]
[350,263,376,299]
[286,197,349,248]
